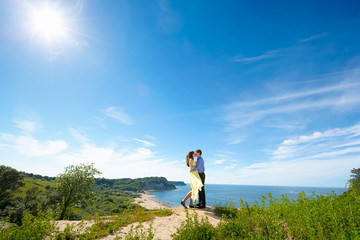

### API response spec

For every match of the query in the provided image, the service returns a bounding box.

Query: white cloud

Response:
[232,50,279,63]
[69,127,89,143]
[212,123,360,186]
[298,32,327,43]
[225,163,237,169]
[214,159,226,165]
[224,78,360,131]
[132,138,156,147]
[136,83,150,96]
[12,119,42,133]
[211,151,237,170]
[103,106,134,125]
[145,135,157,141]
[233,157,357,187]
[58,143,185,180]
[273,123,360,160]
[157,0,180,32]
[0,133,68,157]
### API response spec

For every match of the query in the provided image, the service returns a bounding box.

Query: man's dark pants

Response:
[198,172,206,206]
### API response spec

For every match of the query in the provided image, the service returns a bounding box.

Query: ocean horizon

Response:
[149,184,345,207]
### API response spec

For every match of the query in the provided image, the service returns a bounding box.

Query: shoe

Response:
[197,205,206,209]
[189,205,195,208]
[181,201,187,208]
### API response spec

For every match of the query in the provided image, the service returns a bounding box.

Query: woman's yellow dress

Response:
[189,159,204,202]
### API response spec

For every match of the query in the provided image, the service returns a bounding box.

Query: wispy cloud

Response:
[273,123,360,160]
[224,77,360,131]
[232,32,328,64]
[0,133,68,157]
[58,142,184,180]
[298,32,328,43]
[0,118,67,157]
[214,159,226,165]
[157,0,180,32]
[132,138,156,147]
[12,119,42,133]
[145,135,156,141]
[233,156,357,187]
[232,50,280,64]
[103,106,134,125]
[69,127,89,143]
[211,151,237,169]
[227,123,360,186]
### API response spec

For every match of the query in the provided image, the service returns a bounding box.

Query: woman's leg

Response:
[182,189,192,203]
[189,187,193,206]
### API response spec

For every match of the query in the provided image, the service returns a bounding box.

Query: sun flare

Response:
[31,6,66,40]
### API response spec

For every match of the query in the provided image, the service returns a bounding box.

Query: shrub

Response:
[171,210,217,240]
[0,211,54,240]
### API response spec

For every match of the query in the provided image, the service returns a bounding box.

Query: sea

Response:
[149,184,345,207]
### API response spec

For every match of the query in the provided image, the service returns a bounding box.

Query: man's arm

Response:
[191,158,202,172]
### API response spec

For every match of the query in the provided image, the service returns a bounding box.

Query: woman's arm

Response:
[189,158,196,171]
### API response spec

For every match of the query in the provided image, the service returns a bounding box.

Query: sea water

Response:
[149,184,345,207]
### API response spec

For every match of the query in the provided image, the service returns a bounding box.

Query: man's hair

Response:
[196,149,202,156]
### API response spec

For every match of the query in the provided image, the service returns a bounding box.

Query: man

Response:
[191,149,206,208]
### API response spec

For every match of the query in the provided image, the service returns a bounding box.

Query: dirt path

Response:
[56,193,221,240]
[101,193,221,240]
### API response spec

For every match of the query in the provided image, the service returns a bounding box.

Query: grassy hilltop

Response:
[1,164,360,239]
[16,170,175,220]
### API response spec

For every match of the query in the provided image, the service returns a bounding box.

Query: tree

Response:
[56,163,101,220]
[350,167,360,191]
[0,165,24,210]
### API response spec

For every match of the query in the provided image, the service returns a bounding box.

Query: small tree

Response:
[56,163,101,220]
[0,165,24,210]
[350,168,360,191]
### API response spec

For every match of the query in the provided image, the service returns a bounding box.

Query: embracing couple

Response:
[181,149,206,209]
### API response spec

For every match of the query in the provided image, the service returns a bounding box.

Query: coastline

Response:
[134,191,172,209]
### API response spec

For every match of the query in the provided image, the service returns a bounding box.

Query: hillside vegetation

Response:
[1,165,359,239]
[0,164,176,223]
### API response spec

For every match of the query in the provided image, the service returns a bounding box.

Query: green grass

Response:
[14,177,58,197]
[13,175,140,220]
[3,189,360,239]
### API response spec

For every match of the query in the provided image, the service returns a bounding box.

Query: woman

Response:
[181,151,204,208]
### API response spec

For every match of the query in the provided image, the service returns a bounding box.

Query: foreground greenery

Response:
[1,166,359,239]
[171,168,360,239]
[0,207,172,240]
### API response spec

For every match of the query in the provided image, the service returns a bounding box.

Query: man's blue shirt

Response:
[192,156,205,173]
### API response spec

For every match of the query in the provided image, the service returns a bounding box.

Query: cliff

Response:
[170,181,186,186]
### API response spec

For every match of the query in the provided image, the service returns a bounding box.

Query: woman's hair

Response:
[186,151,194,167]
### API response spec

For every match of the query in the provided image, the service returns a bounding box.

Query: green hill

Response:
[14,171,176,219]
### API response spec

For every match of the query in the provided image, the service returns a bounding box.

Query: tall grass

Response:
[173,189,360,239]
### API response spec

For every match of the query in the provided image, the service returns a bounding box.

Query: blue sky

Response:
[1,0,360,187]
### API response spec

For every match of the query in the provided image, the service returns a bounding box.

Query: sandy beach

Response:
[133,191,172,209]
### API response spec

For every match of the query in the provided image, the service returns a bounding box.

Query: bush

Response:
[118,222,155,240]
[171,210,217,240]
[0,211,54,240]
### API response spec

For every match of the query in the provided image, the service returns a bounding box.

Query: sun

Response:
[31,6,67,41]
